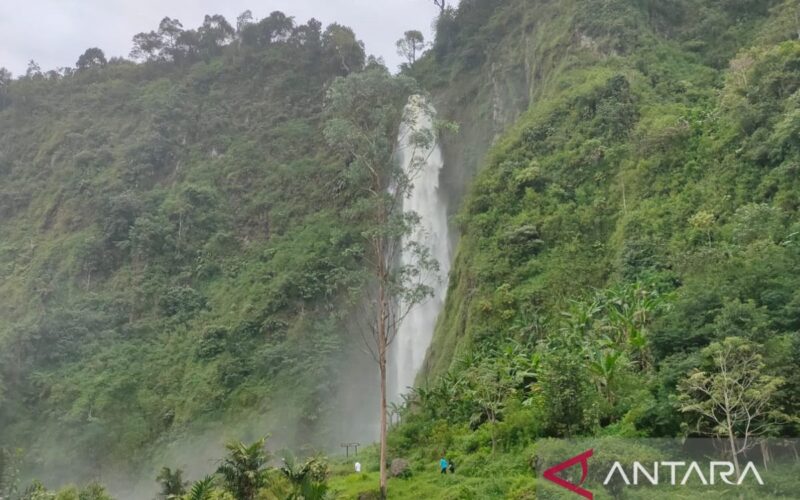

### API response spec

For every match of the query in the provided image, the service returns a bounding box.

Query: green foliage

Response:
[0,447,22,497]
[538,346,598,438]
[185,476,215,500]
[678,337,787,442]
[0,9,371,485]
[216,438,270,500]
[156,467,188,499]
[186,476,214,500]
[76,48,107,71]
[16,481,114,500]
[396,30,426,66]
[411,0,800,471]
[2,0,800,496]
[279,451,330,500]
[323,61,444,498]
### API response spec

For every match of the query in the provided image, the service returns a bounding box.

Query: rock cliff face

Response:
[417,0,799,383]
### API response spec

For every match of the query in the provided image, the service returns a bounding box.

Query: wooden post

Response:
[340,442,361,458]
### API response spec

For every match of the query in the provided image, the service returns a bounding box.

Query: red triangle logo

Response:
[542,448,594,499]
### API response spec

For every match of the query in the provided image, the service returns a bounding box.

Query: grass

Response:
[329,468,487,499]
[326,452,537,499]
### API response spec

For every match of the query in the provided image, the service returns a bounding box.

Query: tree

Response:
[432,7,458,59]
[293,18,323,50]
[158,17,185,60]
[322,24,365,75]
[241,11,294,47]
[539,346,597,437]
[25,60,42,79]
[156,467,188,499]
[781,334,800,435]
[216,437,270,500]
[235,10,253,35]
[388,401,404,427]
[0,67,11,109]
[130,31,163,61]
[76,47,107,70]
[396,30,425,66]
[173,29,201,63]
[279,452,329,500]
[434,0,447,14]
[678,337,785,475]
[468,362,513,453]
[130,17,186,62]
[186,476,214,500]
[198,14,234,56]
[323,68,438,498]
[600,282,664,371]
[0,447,21,498]
[587,349,624,404]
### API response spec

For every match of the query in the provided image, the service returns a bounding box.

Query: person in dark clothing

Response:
[448,461,455,474]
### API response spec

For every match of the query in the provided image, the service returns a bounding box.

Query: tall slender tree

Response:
[323,67,438,498]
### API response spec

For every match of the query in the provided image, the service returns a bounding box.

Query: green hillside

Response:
[0,14,374,488]
[1,0,800,498]
[399,0,800,486]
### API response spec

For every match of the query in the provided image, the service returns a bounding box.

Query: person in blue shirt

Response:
[440,456,448,474]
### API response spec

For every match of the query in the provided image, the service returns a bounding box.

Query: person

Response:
[440,456,448,474]
[448,460,455,474]
[354,461,361,473]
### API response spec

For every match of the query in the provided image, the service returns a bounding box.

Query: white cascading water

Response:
[391,95,451,402]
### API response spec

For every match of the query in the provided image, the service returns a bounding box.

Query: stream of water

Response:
[391,95,451,403]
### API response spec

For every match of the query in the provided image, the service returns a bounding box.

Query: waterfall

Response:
[391,95,451,402]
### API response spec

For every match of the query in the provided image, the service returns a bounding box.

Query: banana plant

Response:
[587,349,625,404]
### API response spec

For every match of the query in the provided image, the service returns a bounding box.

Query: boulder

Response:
[390,458,411,478]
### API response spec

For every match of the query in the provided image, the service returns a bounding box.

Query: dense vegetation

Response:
[2,0,800,498]
[387,0,800,496]
[0,11,375,492]
[1,436,333,499]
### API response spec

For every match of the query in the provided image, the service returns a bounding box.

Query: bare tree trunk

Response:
[379,353,388,498]
[378,284,389,499]
[722,367,741,477]
[727,422,740,476]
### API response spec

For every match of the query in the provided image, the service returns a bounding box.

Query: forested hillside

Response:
[2,0,800,498]
[0,12,376,489]
[392,0,800,493]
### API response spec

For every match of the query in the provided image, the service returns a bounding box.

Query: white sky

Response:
[0,0,448,76]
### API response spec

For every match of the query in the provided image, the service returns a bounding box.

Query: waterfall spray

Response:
[391,95,451,402]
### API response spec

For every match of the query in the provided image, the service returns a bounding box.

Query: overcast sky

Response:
[0,0,447,76]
